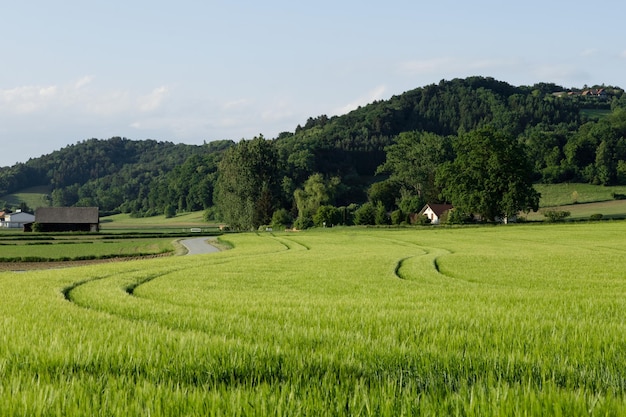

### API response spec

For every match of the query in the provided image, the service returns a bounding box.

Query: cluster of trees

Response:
[0,138,234,216]
[216,126,540,230]
[526,108,626,185]
[1,77,625,229]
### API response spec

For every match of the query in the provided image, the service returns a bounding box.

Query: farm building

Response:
[417,203,454,225]
[2,210,36,229]
[33,207,100,232]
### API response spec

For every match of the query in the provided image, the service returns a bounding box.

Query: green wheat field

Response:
[2,222,626,416]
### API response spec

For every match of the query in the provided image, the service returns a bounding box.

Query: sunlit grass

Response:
[534,183,626,207]
[0,185,51,210]
[525,200,626,221]
[100,211,213,230]
[1,223,626,415]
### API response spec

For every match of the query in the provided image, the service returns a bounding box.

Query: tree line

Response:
[1,77,625,228]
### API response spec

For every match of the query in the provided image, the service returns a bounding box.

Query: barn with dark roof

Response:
[33,207,99,232]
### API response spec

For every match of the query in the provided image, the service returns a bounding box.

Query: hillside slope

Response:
[1,77,624,217]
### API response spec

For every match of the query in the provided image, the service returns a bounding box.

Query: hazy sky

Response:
[1,0,625,167]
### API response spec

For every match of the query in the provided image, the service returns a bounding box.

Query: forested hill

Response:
[272,77,624,193]
[1,76,625,220]
[0,138,235,215]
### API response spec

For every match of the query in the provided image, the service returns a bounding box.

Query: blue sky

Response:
[1,0,625,167]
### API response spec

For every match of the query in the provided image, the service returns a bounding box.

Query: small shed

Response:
[418,203,454,225]
[2,210,36,229]
[34,207,99,232]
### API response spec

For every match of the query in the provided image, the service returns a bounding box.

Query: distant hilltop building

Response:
[552,88,608,99]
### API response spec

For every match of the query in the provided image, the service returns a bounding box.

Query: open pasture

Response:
[1,223,626,415]
[533,183,626,207]
[0,185,51,210]
[525,199,626,221]
[100,212,219,233]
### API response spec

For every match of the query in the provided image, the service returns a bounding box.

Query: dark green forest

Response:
[2,77,626,229]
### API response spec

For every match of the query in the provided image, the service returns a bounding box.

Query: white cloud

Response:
[1,77,298,159]
[39,86,58,97]
[335,85,387,115]
[138,86,168,112]
[0,84,59,114]
[0,77,172,118]
[74,75,94,89]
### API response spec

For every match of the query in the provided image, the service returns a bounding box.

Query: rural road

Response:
[180,237,220,255]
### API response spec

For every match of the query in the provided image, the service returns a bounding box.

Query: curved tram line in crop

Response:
[7,225,626,415]
[62,234,309,331]
[392,246,486,289]
[375,236,458,283]
[62,232,457,352]
[62,232,474,330]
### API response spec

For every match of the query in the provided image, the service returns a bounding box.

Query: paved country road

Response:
[180,237,220,255]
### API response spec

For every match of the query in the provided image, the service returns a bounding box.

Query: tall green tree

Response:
[436,127,540,222]
[367,179,402,211]
[377,131,453,204]
[594,109,626,185]
[214,137,280,230]
[293,173,340,226]
[313,205,341,227]
[354,202,376,225]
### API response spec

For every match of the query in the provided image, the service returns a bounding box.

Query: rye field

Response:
[2,223,626,416]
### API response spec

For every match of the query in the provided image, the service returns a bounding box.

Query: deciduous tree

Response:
[437,127,540,221]
[377,131,453,204]
[214,136,280,230]
[294,173,340,226]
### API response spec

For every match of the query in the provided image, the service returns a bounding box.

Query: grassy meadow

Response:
[526,199,626,221]
[534,183,626,207]
[527,183,626,221]
[99,212,220,233]
[1,223,626,415]
[0,185,51,210]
